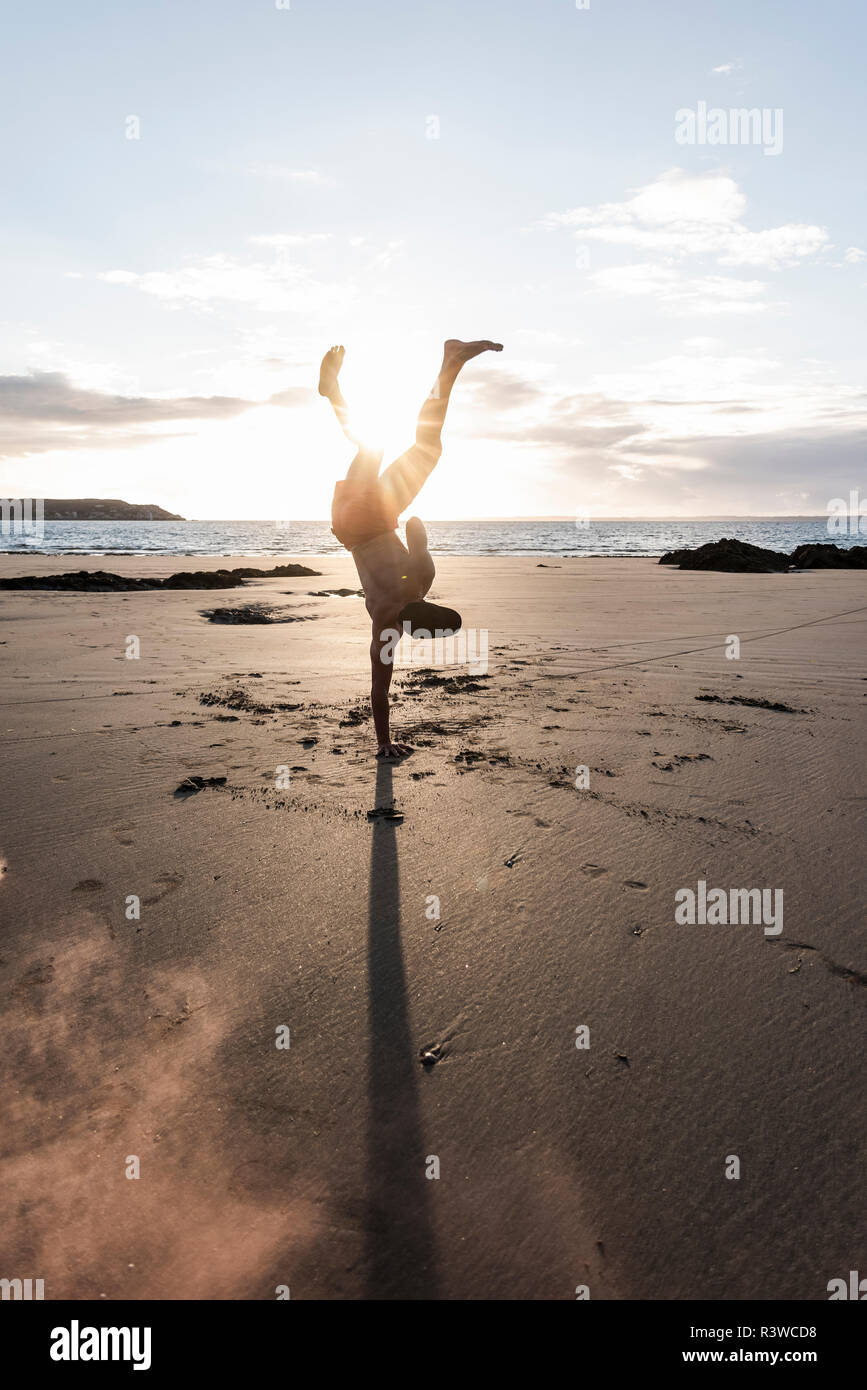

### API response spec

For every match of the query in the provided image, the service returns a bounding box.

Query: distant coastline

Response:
[42,499,185,521]
[28,507,833,524]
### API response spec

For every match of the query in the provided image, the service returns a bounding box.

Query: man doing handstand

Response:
[320,338,502,758]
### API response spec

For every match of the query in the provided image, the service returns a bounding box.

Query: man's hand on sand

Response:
[377,740,413,760]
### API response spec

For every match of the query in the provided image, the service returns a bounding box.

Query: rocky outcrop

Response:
[789,542,867,569]
[659,537,867,572]
[659,537,791,572]
[0,563,321,591]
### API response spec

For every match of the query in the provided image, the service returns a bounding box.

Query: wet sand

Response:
[1,553,865,1299]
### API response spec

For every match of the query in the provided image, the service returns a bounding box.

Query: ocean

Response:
[0,517,857,559]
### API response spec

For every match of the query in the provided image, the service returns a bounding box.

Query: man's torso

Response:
[351,531,421,625]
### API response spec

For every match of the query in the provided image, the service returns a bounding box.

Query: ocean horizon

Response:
[0,516,858,559]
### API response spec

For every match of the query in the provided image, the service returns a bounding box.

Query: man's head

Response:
[397,600,462,638]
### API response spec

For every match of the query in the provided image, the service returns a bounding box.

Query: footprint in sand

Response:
[581,864,608,878]
[12,960,55,999]
[624,880,649,891]
[142,873,184,907]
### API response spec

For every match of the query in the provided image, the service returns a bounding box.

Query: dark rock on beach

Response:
[174,774,227,798]
[659,538,791,572]
[0,569,161,592]
[220,564,321,579]
[660,537,867,572]
[789,542,867,569]
[202,606,314,624]
[695,693,803,713]
[0,562,321,592]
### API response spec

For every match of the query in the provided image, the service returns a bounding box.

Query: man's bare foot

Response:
[442,338,503,370]
[318,344,345,397]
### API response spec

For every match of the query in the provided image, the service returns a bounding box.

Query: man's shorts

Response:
[331,479,399,550]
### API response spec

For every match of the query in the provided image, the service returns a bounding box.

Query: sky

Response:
[1,0,864,520]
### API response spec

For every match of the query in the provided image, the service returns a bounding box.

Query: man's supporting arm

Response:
[370,624,412,758]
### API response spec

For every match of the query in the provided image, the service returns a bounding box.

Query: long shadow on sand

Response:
[364,759,439,1299]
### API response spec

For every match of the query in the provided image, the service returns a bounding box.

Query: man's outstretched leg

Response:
[379,339,502,516]
[318,344,354,441]
[319,343,384,483]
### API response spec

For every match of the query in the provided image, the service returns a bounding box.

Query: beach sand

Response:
[1,553,864,1299]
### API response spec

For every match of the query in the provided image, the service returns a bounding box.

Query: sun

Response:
[332,354,433,462]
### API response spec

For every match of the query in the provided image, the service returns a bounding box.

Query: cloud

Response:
[543,169,829,270]
[0,372,252,426]
[449,356,867,510]
[248,233,334,248]
[266,385,316,408]
[93,235,399,315]
[462,368,545,412]
[246,164,335,186]
[588,263,772,314]
[621,423,867,492]
[460,383,646,454]
[0,371,312,458]
[97,254,346,314]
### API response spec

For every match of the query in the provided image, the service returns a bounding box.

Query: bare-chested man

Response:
[320,338,502,758]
